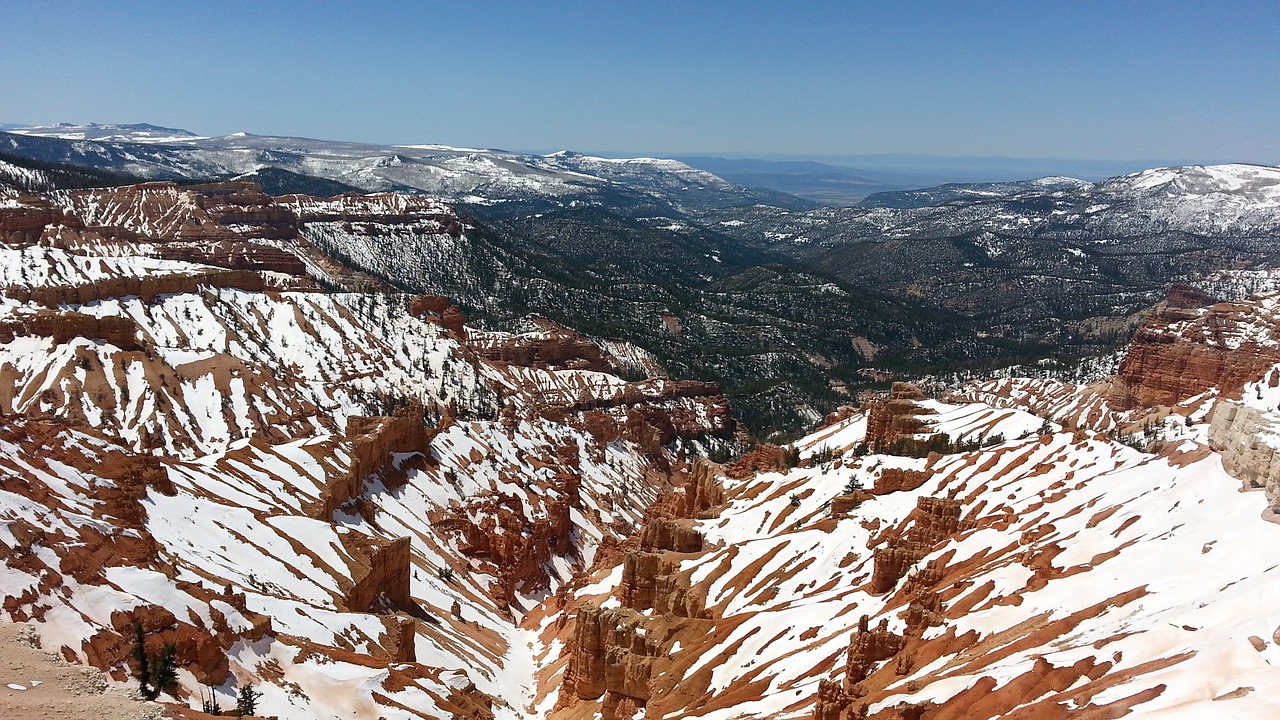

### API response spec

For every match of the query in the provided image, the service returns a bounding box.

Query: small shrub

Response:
[810,446,836,465]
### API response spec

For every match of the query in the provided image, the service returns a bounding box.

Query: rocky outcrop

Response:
[873,468,932,495]
[1110,295,1280,411]
[0,195,80,243]
[870,497,968,595]
[454,467,582,606]
[0,311,142,350]
[725,443,791,479]
[814,615,909,720]
[617,515,710,618]
[640,518,703,554]
[665,456,727,517]
[469,319,609,372]
[338,533,412,612]
[865,383,938,453]
[1209,393,1280,513]
[560,461,722,718]
[563,605,672,719]
[319,411,433,517]
[818,497,975,720]
[408,294,465,333]
[0,268,303,306]
[830,491,873,518]
[281,192,465,237]
[91,586,274,687]
[846,615,906,686]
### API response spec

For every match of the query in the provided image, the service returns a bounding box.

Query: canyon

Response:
[2,166,1280,720]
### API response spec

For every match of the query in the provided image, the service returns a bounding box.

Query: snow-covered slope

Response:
[7,166,1280,719]
[0,183,735,719]
[545,397,1280,719]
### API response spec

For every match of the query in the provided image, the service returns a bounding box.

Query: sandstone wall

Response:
[1209,400,1280,513]
[0,311,143,350]
[319,413,432,517]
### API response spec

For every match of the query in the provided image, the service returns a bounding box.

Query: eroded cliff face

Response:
[0,180,737,719]
[1208,366,1280,515]
[865,383,935,451]
[555,460,722,720]
[1110,295,1280,411]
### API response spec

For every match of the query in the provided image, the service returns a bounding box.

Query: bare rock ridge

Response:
[869,496,971,595]
[560,460,722,720]
[470,319,610,372]
[324,409,435,517]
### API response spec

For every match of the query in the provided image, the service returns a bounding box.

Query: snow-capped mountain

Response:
[0,125,806,212]
[4,122,203,143]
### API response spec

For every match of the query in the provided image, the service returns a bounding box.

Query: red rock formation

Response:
[1110,295,1280,411]
[814,615,909,720]
[640,518,703,553]
[619,552,670,611]
[820,405,861,429]
[469,319,610,372]
[53,182,310,275]
[1,268,304,307]
[320,410,433,517]
[455,474,582,606]
[865,383,940,453]
[0,197,81,243]
[338,533,412,612]
[616,516,708,616]
[92,586,274,688]
[870,497,969,594]
[831,491,874,518]
[562,605,671,718]
[726,444,791,479]
[846,615,906,685]
[0,311,143,350]
[873,469,932,495]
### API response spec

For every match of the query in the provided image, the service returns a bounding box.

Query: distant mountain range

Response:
[3,121,1279,436]
[0,122,811,212]
[674,154,1212,205]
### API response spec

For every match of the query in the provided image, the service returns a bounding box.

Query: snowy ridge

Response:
[550,401,1280,719]
[1,126,776,210]
[5,122,203,144]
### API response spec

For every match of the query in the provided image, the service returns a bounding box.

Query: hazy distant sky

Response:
[4,1,1277,162]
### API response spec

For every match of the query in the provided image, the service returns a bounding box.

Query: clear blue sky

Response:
[3,1,1277,162]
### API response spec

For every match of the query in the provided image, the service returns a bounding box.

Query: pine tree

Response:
[236,685,262,717]
[129,624,178,701]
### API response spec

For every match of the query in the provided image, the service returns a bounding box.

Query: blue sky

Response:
[3,1,1277,162]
